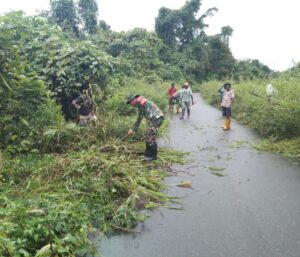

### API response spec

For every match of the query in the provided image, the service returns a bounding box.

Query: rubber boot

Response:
[227,118,231,129]
[187,109,190,117]
[145,142,151,157]
[145,143,157,161]
[222,118,229,130]
[152,143,157,160]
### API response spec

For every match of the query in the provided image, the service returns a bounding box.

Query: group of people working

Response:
[72,81,234,162]
[167,82,194,119]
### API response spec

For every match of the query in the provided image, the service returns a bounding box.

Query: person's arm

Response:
[231,90,235,105]
[189,89,194,104]
[217,85,223,93]
[128,107,143,135]
[72,97,81,110]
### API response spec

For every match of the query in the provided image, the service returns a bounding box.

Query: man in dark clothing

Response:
[72,93,95,126]
[127,94,164,161]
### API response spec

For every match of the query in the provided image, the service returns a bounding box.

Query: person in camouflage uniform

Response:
[127,94,164,161]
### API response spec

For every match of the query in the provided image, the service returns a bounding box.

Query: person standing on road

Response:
[221,83,235,130]
[179,82,194,119]
[127,94,164,161]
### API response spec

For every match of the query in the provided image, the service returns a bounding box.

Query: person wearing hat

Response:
[180,82,194,119]
[127,94,164,161]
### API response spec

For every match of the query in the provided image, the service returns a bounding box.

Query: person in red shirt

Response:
[167,82,177,112]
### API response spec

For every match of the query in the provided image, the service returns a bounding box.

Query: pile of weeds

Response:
[0,141,186,256]
[256,137,300,159]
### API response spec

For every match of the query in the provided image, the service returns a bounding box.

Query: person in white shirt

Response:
[179,82,194,119]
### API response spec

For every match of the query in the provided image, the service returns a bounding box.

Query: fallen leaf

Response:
[208,166,225,171]
[176,181,193,188]
[210,171,226,177]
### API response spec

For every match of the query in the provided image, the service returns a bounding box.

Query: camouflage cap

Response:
[126,94,139,104]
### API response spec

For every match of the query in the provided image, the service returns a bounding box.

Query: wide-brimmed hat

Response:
[126,94,140,104]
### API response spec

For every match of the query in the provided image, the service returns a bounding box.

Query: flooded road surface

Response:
[97,94,300,257]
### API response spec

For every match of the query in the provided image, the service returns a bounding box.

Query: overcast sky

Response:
[1,0,299,71]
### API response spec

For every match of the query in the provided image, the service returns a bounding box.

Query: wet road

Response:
[97,94,300,257]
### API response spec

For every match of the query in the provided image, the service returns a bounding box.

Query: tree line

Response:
[0,0,273,151]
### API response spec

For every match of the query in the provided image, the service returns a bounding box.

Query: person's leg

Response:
[181,102,187,119]
[145,117,163,160]
[146,125,157,161]
[222,107,228,130]
[186,102,191,117]
[227,108,232,129]
[151,143,157,160]
[145,142,151,157]
[168,98,173,112]
[222,107,231,130]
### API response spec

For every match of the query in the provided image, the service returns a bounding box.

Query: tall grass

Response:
[0,79,184,256]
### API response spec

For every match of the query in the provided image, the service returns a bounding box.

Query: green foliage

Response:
[1,144,186,256]
[234,59,272,81]
[220,26,234,45]
[206,35,235,79]
[256,137,300,159]
[78,0,99,34]
[2,13,117,117]
[0,13,69,153]
[155,0,217,48]
[50,0,79,35]
[105,28,165,78]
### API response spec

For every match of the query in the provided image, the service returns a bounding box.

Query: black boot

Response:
[187,109,190,117]
[145,143,157,162]
[151,143,157,160]
[145,142,151,157]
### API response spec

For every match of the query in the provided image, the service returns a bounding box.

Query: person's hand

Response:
[128,129,134,136]
[73,104,80,110]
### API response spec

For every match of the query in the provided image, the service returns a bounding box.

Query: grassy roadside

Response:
[195,80,300,159]
[0,80,188,256]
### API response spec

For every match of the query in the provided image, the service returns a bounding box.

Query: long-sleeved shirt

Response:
[221,89,235,108]
[132,100,164,132]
